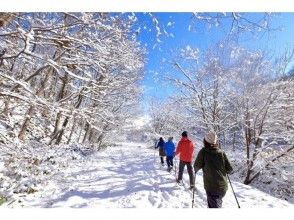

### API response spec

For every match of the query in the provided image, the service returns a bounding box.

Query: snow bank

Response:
[0,141,96,206]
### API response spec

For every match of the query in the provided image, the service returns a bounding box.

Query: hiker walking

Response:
[175,131,195,190]
[193,130,233,208]
[155,137,166,166]
[164,137,176,172]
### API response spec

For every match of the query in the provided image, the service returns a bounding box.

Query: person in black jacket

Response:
[155,137,166,166]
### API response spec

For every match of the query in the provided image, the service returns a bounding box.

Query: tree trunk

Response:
[82,122,90,143]
[18,106,34,140]
[244,132,252,184]
[77,120,84,143]
[52,112,62,136]
[67,117,76,144]
[2,98,10,116]
[50,84,85,145]
[55,117,70,145]
[97,133,104,150]
[244,160,254,184]
[244,104,253,184]
[88,128,95,143]
[232,132,236,151]
[18,70,51,140]
[51,73,68,136]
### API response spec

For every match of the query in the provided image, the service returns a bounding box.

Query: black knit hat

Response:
[182,131,188,137]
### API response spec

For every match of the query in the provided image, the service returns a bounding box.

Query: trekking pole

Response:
[227,174,240,208]
[153,147,156,163]
[174,155,177,181]
[192,176,196,208]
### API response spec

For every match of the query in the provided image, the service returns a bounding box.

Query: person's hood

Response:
[204,146,221,154]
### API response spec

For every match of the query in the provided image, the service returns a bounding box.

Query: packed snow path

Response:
[5,142,293,208]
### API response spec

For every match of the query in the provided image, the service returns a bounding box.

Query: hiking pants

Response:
[206,191,226,208]
[166,156,174,168]
[160,156,164,165]
[178,160,194,186]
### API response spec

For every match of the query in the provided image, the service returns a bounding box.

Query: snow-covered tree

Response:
[164,41,294,190]
[148,97,190,138]
[0,13,144,147]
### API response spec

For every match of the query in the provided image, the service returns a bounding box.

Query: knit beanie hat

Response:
[182,131,188,137]
[204,130,218,145]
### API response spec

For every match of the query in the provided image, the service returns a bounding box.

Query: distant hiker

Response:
[175,131,195,190]
[155,137,166,166]
[193,130,233,208]
[164,137,176,172]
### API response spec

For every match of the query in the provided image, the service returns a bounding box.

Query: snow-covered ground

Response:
[1,142,293,208]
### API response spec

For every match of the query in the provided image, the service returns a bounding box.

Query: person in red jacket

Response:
[175,131,195,189]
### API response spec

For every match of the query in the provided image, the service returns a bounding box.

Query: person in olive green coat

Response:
[193,130,233,208]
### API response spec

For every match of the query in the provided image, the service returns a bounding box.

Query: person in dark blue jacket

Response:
[164,137,176,172]
[155,137,166,166]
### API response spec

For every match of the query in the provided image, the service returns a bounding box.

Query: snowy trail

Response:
[4,142,293,208]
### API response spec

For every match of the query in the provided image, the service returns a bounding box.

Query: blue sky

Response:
[135,13,294,111]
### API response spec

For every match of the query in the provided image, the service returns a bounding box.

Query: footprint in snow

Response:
[162,191,170,200]
[148,194,157,206]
